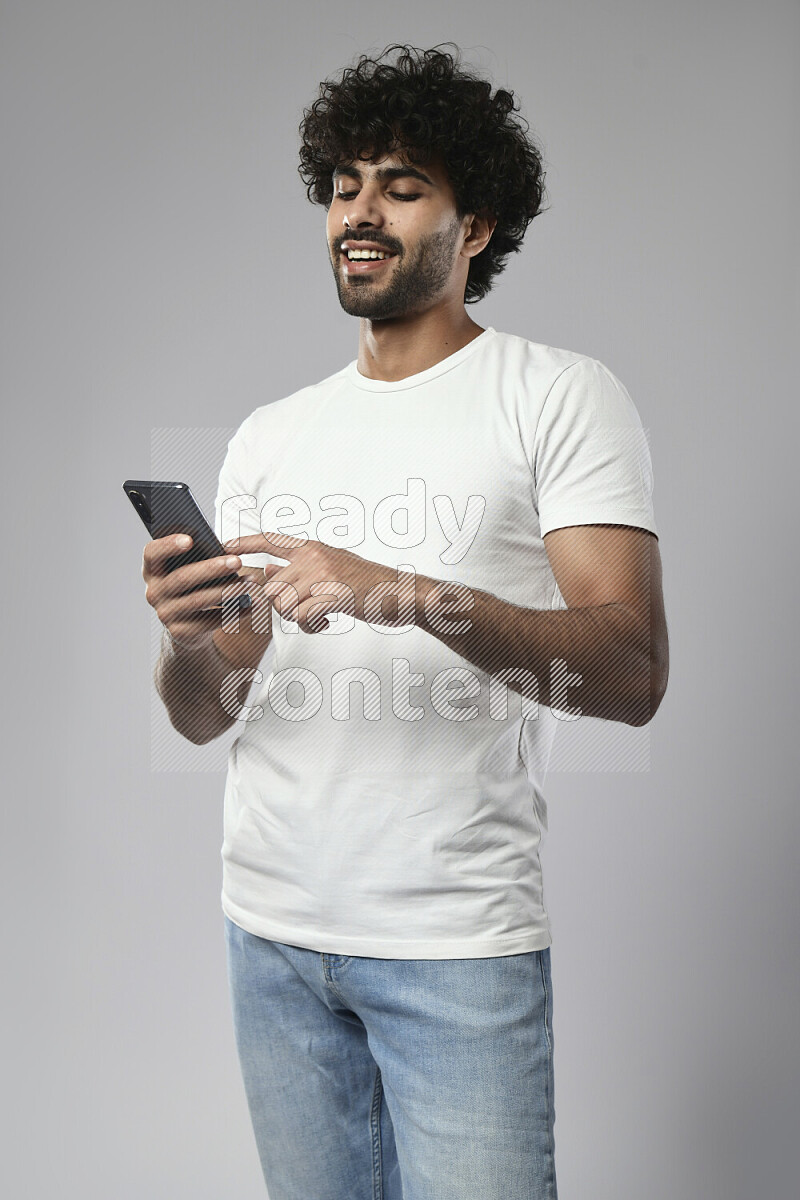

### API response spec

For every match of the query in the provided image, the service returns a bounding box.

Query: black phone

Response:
[123,479,251,609]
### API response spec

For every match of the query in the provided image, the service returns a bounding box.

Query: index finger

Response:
[223,530,308,557]
[143,533,193,575]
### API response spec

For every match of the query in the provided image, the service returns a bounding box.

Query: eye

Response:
[390,192,421,202]
[335,190,359,200]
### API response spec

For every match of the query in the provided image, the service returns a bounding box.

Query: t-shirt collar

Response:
[344,327,496,392]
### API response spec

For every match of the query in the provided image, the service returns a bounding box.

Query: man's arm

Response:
[154,621,272,745]
[415,524,668,727]
[224,523,668,727]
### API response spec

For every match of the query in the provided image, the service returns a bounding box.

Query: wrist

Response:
[414,574,441,629]
[163,625,214,657]
[415,576,476,637]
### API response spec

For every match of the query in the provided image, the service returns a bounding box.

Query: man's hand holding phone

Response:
[127,483,279,740]
[142,534,264,650]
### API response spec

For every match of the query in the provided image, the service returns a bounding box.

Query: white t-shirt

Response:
[213,327,657,958]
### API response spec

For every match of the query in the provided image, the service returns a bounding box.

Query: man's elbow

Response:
[179,722,220,747]
[162,701,232,746]
[628,645,669,727]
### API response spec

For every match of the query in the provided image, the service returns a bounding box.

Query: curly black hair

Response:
[298,44,549,304]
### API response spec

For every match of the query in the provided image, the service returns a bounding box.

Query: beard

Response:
[331,217,463,320]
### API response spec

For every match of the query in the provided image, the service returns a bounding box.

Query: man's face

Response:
[326,150,470,320]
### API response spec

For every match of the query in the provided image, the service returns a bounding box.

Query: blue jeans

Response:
[224,914,558,1199]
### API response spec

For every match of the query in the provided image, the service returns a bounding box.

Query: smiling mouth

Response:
[339,248,398,275]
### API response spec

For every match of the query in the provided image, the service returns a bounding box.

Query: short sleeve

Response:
[532,357,658,538]
[213,413,275,568]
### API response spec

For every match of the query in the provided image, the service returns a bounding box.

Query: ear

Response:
[461,210,497,259]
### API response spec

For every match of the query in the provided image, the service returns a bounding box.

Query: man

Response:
[141,44,668,1200]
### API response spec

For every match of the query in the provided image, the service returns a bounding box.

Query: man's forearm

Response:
[414,576,663,726]
[154,629,238,745]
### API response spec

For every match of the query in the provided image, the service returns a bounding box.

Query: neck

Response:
[356,302,485,382]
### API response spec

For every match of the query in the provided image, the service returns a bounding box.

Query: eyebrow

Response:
[332,163,436,187]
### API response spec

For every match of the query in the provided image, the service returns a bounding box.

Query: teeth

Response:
[346,249,389,260]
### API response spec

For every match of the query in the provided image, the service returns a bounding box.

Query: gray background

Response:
[2,1,798,1196]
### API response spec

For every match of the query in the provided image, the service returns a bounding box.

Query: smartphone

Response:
[123,479,251,609]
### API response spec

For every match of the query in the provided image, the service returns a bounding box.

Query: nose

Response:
[342,184,385,230]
